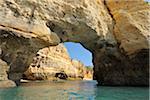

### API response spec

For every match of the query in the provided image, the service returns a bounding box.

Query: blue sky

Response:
[145,0,150,2]
[64,42,93,66]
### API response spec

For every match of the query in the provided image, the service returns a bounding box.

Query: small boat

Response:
[20,79,31,83]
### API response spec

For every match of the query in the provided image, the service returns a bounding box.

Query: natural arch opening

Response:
[22,42,94,81]
[0,0,148,87]
[64,42,94,80]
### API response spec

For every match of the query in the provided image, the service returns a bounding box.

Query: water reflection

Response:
[0,80,149,100]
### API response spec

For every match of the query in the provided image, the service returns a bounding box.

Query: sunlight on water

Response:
[0,80,149,100]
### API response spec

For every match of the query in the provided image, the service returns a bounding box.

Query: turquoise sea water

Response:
[0,80,149,100]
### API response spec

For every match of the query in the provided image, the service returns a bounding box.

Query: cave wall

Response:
[93,0,149,86]
[0,28,59,85]
[0,0,149,86]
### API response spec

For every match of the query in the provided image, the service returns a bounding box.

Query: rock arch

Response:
[0,0,149,86]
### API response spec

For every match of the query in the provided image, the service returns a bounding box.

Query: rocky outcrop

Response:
[83,67,93,80]
[0,59,9,81]
[23,44,85,80]
[0,59,16,87]
[93,0,149,86]
[106,0,149,55]
[0,0,60,86]
[71,59,85,79]
[0,0,149,86]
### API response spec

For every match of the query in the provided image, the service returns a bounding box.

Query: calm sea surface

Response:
[0,80,149,100]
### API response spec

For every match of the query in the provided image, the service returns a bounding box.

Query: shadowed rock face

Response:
[0,29,59,85]
[0,0,149,87]
[93,47,149,86]
[93,0,149,86]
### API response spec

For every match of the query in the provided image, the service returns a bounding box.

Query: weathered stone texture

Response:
[0,0,149,86]
[23,44,85,80]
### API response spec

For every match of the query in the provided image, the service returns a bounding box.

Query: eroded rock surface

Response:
[0,59,16,88]
[0,0,149,86]
[23,44,85,80]
[106,0,150,55]
[0,0,60,86]
[93,0,149,86]
[71,59,85,79]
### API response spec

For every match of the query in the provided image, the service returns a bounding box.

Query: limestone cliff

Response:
[93,0,149,86]
[71,59,85,79]
[0,0,60,86]
[0,59,16,88]
[0,0,149,86]
[23,44,85,80]
[83,67,93,80]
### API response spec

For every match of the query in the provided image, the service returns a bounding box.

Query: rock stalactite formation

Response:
[0,0,149,87]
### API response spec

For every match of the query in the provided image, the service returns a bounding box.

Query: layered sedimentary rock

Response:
[0,0,60,86]
[0,0,149,86]
[93,0,149,86]
[0,59,16,88]
[23,44,85,80]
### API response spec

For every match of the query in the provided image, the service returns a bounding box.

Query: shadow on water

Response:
[95,86,149,100]
[0,87,21,100]
[0,80,149,100]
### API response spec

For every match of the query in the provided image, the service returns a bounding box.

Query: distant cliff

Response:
[23,44,92,80]
[83,66,93,80]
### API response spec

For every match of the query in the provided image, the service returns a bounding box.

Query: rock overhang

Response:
[0,0,149,86]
